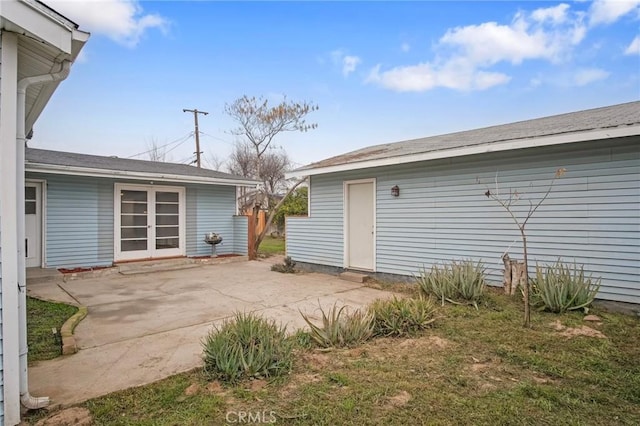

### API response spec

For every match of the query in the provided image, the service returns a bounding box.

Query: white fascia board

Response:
[286,126,640,179]
[26,163,259,188]
[2,0,76,54]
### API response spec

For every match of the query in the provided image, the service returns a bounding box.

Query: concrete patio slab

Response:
[27,259,397,407]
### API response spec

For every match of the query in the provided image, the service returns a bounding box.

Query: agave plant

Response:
[202,312,293,383]
[370,296,438,337]
[533,260,601,313]
[300,303,374,348]
[416,259,486,308]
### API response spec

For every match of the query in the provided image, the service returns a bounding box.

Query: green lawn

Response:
[258,236,285,255]
[27,296,78,362]
[27,290,640,425]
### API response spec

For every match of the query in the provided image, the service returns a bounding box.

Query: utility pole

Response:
[182,108,208,168]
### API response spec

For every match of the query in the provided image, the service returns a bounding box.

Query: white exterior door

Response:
[115,184,185,261]
[25,182,42,267]
[345,179,375,271]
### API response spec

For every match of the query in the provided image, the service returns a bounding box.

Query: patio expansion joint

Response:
[56,283,83,306]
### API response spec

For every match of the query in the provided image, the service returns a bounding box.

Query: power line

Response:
[164,134,193,156]
[176,154,196,164]
[127,132,193,159]
[199,131,235,146]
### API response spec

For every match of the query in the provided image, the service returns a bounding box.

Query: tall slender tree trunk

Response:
[521,228,531,327]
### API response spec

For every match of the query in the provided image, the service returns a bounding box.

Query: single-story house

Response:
[285,101,640,305]
[1,1,89,424]
[24,148,257,268]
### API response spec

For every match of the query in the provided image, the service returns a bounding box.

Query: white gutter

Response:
[16,60,71,410]
[25,162,259,187]
[286,125,640,179]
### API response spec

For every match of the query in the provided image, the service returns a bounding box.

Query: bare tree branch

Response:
[225,95,318,259]
[484,168,566,327]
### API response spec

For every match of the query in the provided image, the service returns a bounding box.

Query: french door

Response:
[114,184,185,261]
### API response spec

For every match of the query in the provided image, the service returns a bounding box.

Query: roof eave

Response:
[286,125,640,179]
[26,163,259,187]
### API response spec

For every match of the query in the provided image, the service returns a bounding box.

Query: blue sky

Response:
[33,1,639,170]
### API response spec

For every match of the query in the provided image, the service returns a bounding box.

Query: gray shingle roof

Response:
[26,147,257,184]
[294,101,640,172]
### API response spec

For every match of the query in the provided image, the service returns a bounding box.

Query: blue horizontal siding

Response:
[287,138,640,304]
[185,184,237,256]
[34,174,114,268]
[25,174,244,267]
[286,174,344,267]
[233,216,248,255]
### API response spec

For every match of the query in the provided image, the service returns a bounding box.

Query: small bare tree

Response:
[484,168,566,327]
[260,149,291,206]
[204,153,225,171]
[146,137,168,162]
[225,95,318,259]
[228,141,256,178]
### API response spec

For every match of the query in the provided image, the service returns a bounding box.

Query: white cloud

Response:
[48,0,168,48]
[440,8,586,66]
[367,4,587,93]
[366,61,510,92]
[342,55,361,76]
[625,35,640,54]
[531,3,570,24]
[401,42,411,53]
[589,0,640,26]
[574,68,610,85]
[330,50,361,77]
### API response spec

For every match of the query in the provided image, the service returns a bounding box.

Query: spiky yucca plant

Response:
[300,303,374,348]
[533,260,601,313]
[416,259,486,308]
[370,296,438,337]
[202,312,293,383]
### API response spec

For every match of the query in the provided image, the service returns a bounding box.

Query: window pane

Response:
[156,238,179,249]
[121,227,148,239]
[156,192,178,203]
[121,203,148,214]
[156,215,178,226]
[122,240,147,251]
[25,187,36,200]
[121,190,147,202]
[156,204,178,214]
[25,201,36,215]
[156,226,178,238]
[121,215,147,227]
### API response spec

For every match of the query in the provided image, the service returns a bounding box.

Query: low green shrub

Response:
[416,259,486,308]
[533,260,601,313]
[301,303,374,348]
[202,312,293,383]
[370,296,438,337]
[271,256,297,273]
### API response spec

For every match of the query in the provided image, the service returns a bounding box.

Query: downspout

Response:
[17,60,71,410]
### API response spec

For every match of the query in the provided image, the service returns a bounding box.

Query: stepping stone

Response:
[340,271,370,283]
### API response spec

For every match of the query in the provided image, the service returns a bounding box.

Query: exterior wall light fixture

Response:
[391,185,400,197]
